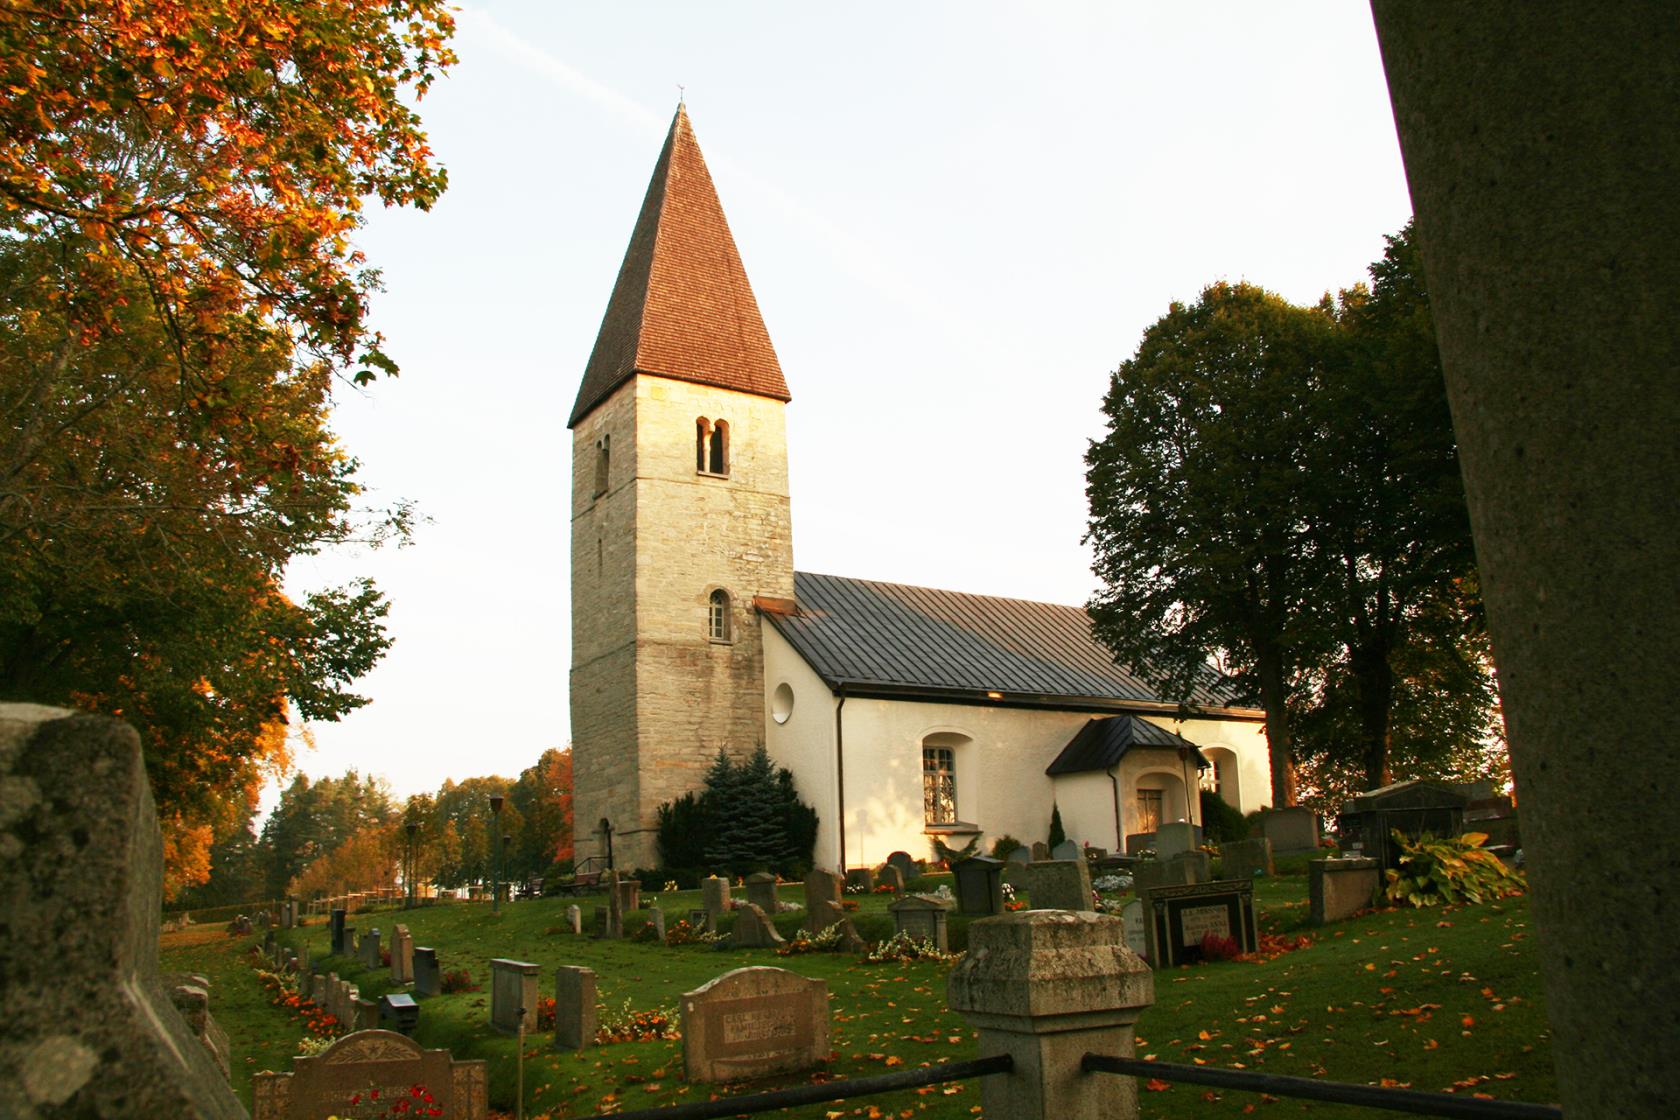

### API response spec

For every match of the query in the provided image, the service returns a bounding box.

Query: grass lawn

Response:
[161,874,1557,1118]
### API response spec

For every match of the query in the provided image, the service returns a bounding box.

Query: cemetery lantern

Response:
[489,794,505,914]
[404,822,419,909]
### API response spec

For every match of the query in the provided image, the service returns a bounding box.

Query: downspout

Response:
[1107,765,1124,850]
[834,688,848,871]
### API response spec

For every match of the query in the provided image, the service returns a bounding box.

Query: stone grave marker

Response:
[592,905,610,939]
[251,1029,487,1119]
[412,947,440,997]
[1168,850,1210,884]
[845,866,875,893]
[729,902,786,948]
[1005,845,1031,865]
[1026,858,1093,911]
[649,908,667,941]
[701,875,730,932]
[566,904,582,935]
[1141,880,1258,967]
[745,871,779,913]
[554,966,597,1051]
[354,997,380,1032]
[680,967,830,1083]
[1258,806,1320,855]
[603,869,623,938]
[359,928,381,969]
[832,917,867,954]
[951,855,1004,915]
[379,992,419,1035]
[1030,841,1050,861]
[1121,898,1149,962]
[390,924,414,983]
[329,908,348,955]
[803,869,843,932]
[1155,821,1202,860]
[688,908,710,933]
[885,850,917,882]
[616,877,641,913]
[1309,856,1381,925]
[877,864,905,893]
[264,928,277,955]
[311,973,328,1007]
[887,894,951,951]
[1220,837,1274,879]
[489,959,540,1035]
[1051,840,1080,862]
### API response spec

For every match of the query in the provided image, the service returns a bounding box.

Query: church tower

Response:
[569,107,794,870]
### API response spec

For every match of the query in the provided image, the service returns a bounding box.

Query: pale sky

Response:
[271,1,1413,812]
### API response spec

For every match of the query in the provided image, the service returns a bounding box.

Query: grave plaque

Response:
[1142,880,1258,967]
[887,894,951,951]
[745,871,778,913]
[680,967,830,1083]
[553,966,597,1051]
[489,959,540,1035]
[412,947,440,998]
[251,1030,487,1120]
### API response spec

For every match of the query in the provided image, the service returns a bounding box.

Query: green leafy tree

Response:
[1048,802,1067,850]
[1086,281,1339,806]
[668,746,817,877]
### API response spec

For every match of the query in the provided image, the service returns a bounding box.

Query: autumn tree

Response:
[1086,282,1339,806]
[510,747,574,883]
[0,1,454,894]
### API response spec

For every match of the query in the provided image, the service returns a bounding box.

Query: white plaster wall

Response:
[1140,714,1273,813]
[762,625,840,868]
[1051,771,1123,849]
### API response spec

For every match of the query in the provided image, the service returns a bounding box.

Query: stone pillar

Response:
[948,911,1153,1120]
[1370,7,1679,1116]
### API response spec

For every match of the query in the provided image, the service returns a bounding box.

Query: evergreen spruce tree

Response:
[1048,803,1067,850]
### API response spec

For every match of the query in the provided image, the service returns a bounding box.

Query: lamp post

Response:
[405,822,419,909]
[489,794,505,914]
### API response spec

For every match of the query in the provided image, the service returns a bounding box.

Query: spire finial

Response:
[676,84,685,107]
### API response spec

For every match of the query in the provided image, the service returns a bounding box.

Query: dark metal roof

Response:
[1045,716,1207,776]
[765,572,1252,714]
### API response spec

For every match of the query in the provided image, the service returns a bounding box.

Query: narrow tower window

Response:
[708,588,732,641]
[709,419,729,475]
[594,434,610,497]
[696,417,730,477]
[696,418,711,473]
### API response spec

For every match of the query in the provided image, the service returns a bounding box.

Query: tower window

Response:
[594,434,610,497]
[696,417,729,477]
[708,588,732,642]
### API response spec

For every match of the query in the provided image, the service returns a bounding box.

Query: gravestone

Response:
[1005,845,1031,865]
[390,924,414,983]
[649,908,667,941]
[566,904,582,935]
[413,947,440,998]
[1167,850,1210,885]
[887,894,951,951]
[281,899,295,929]
[554,966,597,1051]
[163,974,230,1080]
[886,850,917,882]
[354,997,380,1032]
[1121,898,1149,962]
[330,908,348,955]
[1051,840,1080,862]
[359,928,381,969]
[951,855,1005,916]
[251,1030,487,1120]
[845,867,875,893]
[1141,880,1258,967]
[680,967,830,1083]
[1030,841,1050,861]
[616,877,641,913]
[603,870,623,938]
[489,959,540,1035]
[1125,832,1156,855]
[1155,821,1202,860]
[379,992,419,1036]
[832,917,867,954]
[1257,806,1320,855]
[701,875,730,932]
[729,902,786,948]
[1309,856,1381,925]
[264,928,277,955]
[1132,859,1181,894]
[688,908,710,932]
[745,871,779,913]
[311,973,328,1007]
[803,869,843,932]
[1026,858,1093,912]
[877,864,905,893]
[1220,837,1274,879]
[592,906,610,939]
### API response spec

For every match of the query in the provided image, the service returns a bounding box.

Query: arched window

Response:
[923,745,957,825]
[594,434,610,497]
[696,417,729,477]
[708,588,731,642]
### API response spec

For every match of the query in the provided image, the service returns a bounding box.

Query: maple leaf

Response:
[1144,1079,1172,1092]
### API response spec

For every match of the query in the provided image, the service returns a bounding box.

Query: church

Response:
[568,107,1273,872]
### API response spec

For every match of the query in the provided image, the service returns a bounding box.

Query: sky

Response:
[272,1,1415,812]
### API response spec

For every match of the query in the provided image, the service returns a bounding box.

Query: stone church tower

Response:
[568,107,794,871]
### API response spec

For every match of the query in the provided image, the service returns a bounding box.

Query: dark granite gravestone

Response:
[1141,880,1258,967]
[679,967,830,1083]
[885,851,917,882]
[412,947,441,997]
[330,908,347,955]
[951,856,1004,916]
[379,992,420,1035]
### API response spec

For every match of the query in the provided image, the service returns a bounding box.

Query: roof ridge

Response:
[794,569,1093,614]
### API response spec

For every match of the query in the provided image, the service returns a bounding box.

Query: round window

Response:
[771,683,795,724]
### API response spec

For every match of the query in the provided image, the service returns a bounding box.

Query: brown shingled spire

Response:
[568,106,790,428]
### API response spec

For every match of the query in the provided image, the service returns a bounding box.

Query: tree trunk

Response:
[1350,640,1395,790]
[1255,644,1296,807]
